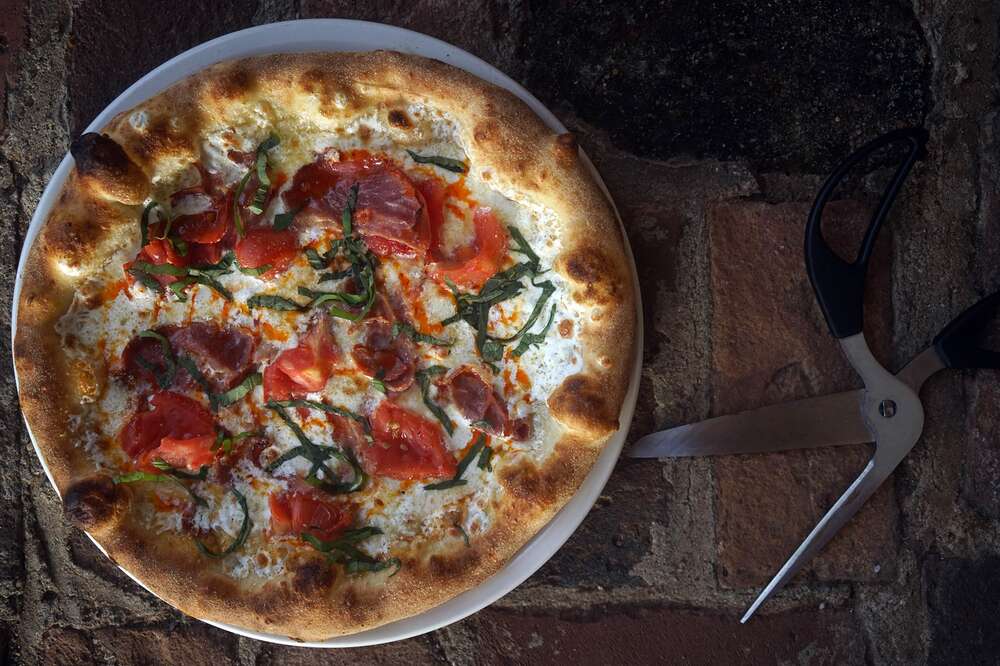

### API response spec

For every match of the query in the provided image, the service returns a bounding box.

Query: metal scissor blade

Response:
[740,455,892,622]
[628,390,870,458]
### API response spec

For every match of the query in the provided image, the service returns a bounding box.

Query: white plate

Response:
[11,19,644,647]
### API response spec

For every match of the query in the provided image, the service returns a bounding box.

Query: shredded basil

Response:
[114,468,206,507]
[196,489,252,558]
[406,149,467,173]
[246,294,305,311]
[415,366,454,435]
[213,430,255,454]
[127,267,162,292]
[234,136,279,236]
[440,227,557,361]
[477,444,494,471]
[302,528,401,576]
[392,322,452,347]
[140,201,160,246]
[269,399,370,435]
[136,329,176,388]
[424,435,486,490]
[238,263,271,277]
[370,377,387,394]
[214,372,261,408]
[456,522,471,548]
[273,205,302,231]
[317,268,352,282]
[266,405,367,494]
[132,259,233,301]
[298,286,367,308]
[512,304,557,357]
[151,459,209,481]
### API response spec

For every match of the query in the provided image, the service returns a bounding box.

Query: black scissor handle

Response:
[933,291,1000,369]
[805,127,928,338]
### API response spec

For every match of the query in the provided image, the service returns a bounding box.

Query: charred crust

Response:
[549,374,619,435]
[69,133,148,205]
[291,557,336,595]
[559,246,624,307]
[63,475,122,529]
[387,109,412,129]
[71,133,131,178]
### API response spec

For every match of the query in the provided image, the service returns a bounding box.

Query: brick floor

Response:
[5,1,1000,664]
[708,200,898,587]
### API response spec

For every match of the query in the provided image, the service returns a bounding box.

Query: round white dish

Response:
[11,19,644,647]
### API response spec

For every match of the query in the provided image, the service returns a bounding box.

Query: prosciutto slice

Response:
[445,366,510,436]
[122,322,255,392]
[283,155,427,255]
[350,318,416,392]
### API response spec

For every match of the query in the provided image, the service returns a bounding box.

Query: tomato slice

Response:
[235,227,299,276]
[263,319,340,400]
[364,400,455,480]
[119,391,215,459]
[269,492,352,541]
[428,207,507,290]
[143,435,216,471]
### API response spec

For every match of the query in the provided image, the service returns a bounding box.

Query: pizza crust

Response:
[14,51,636,640]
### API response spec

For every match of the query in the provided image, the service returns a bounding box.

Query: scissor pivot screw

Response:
[878,399,897,418]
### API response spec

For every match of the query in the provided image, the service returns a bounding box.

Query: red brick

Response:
[94,623,238,665]
[258,636,436,665]
[708,200,899,587]
[39,627,96,666]
[452,605,865,665]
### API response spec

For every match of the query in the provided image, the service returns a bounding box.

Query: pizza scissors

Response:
[629,127,1000,621]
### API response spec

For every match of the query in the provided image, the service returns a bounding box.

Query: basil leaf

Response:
[113,471,163,484]
[238,263,271,277]
[456,522,471,548]
[487,280,555,343]
[317,269,352,282]
[269,399,369,433]
[371,377,387,394]
[266,405,366,493]
[127,267,162,292]
[423,478,468,491]
[176,355,214,403]
[304,449,368,494]
[406,149,467,174]
[133,261,187,277]
[137,329,176,388]
[273,205,302,231]
[140,201,159,246]
[415,366,453,435]
[512,304,557,357]
[305,247,332,270]
[168,279,191,301]
[342,183,359,237]
[507,225,540,271]
[393,322,452,347]
[196,489,252,558]
[477,444,493,471]
[246,294,304,311]
[214,372,261,408]
[214,430,255,454]
[171,238,189,257]
[187,271,232,301]
[424,435,486,490]
[302,528,400,576]
[298,286,366,308]
[151,459,209,481]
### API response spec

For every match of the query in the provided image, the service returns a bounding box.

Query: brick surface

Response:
[258,636,438,665]
[709,200,898,587]
[926,555,1000,665]
[447,605,866,665]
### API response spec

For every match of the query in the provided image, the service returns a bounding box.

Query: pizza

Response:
[13,51,635,639]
